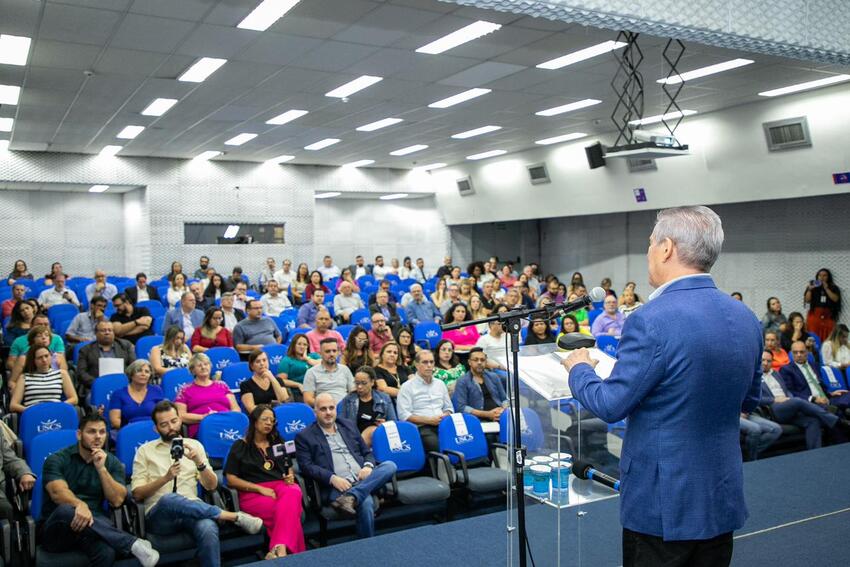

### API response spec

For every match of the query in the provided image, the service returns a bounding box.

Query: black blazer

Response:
[369,302,400,323]
[124,285,160,305]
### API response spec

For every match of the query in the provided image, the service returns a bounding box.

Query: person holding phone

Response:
[225,405,305,559]
[338,366,397,447]
[804,268,842,342]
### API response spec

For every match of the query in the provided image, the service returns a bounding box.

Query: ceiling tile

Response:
[39,2,123,46]
[109,13,196,53]
[175,24,260,59]
[129,0,212,21]
[438,61,527,87]
[94,47,168,76]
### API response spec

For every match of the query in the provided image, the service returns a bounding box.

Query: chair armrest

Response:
[0,518,10,565]
[2,413,18,436]
[25,515,35,561]
[294,474,310,511]
[124,499,147,538]
[442,450,469,486]
[427,451,453,485]
[305,477,323,512]
[490,442,509,469]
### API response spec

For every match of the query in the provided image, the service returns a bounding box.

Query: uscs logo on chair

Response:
[285,419,306,434]
[38,419,62,433]
[390,440,412,454]
[219,428,241,441]
[425,330,439,339]
[454,433,475,444]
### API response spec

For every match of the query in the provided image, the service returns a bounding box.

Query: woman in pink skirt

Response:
[225,404,305,559]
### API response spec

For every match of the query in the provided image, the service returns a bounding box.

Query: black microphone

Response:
[573,459,620,491]
[550,286,607,317]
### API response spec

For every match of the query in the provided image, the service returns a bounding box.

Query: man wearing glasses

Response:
[397,350,453,452]
[233,299,282,354]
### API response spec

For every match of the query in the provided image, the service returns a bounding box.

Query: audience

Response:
[373,341,410,399]
[617,288,643,318]
[258,257,276,292]
[822,324,850,373]
[220,292,245,331]
[233,299,282,354]
[338,366,397,446]
[367,312,393,355]
[0,424,34,521]
[317,256,341,280]
[335,267,360,293]
[38,273,80,309]
[86,270,118,301]
[8,323,69,391]
[591,295,625,338]
[441,303,480,351]
[430,279,448,308]
[765,330,790,372]
[303,338,355,407]
[7,259,33,285]
[194,256,212,279]
[277,334,320,402]
[762,296,788,335]
[372,255,389,281]
[333,280,364,323]
[404,283,441,326]
[397,350,452,453]
[108,359,164,429]
[9,344,78,413]
[66,296,108,347]
[273,259,295,291]
[304,271,331,303]
[524,315,555,346]
[191,307,234,352]
[394,326,417,368]
[240,350,290,413]
[306,308,345,353]
[175,353,240,438]
[432,339,466,394]
[110,293,153,344]
[260,280,291,316]
[77,321,136,397]
[296,289,325,329]
[804,268,841,341]
[203,273,230,305]
[164,292,204,339]
[781,311,811,352]
[475,304,509,370]
[349,255,371,280]
[369,290,400,328]
[5,300,36,346]
[452,348,508,421]
[2,282,26,318]
[291,263,310,305]
[166,273,188,309]
[232,281,250,312]
[340,327,373,373]
[150,326,191,380]
[125,272,160,305]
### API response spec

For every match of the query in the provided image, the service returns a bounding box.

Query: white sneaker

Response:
[235,511,263,534]
[130,538,160,567]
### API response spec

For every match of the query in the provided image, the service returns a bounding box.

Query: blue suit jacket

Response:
[163,308,204,333]
[759,371,791,405]
[294,418,375,486]
[569,275,762,540]
[779,362,824,401]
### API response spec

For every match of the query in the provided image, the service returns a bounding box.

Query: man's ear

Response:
[660,237,675,263]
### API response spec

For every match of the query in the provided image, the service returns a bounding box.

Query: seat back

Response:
[136,300,165,318]
[499,407,545,452]
[595,335,619,358]
[821,366,848,393]
[372,421,425,473]
[135,335,163,361]
[47,304,80,328]
[586,309,602,326]
[275,310,298,335]
[438,413,488,463]
[414,321,443,350]
[221,362,251,391]
[349,308,372,329]
[162,367,193,400]
[73,340,94,364]
[197,412,249,461]
[261,344,288,369]
[115,420,159,478]
[336,324,355,341]
[206,347,240,372]
[28,429,78,521]
[90,373,129,411]
[274,403,316,442]
[19,402,80,459]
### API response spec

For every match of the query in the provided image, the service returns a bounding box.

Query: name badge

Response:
[360,413,373,421]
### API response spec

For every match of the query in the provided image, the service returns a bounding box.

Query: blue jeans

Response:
[329,461,397,538]
[740,415,782,460]
[146,493,223,567]
[41,504,137,567]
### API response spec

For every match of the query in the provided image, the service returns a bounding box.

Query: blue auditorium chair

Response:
[820,366,848,393]
[498,408,546,454]
[414,322,442,349]
[438,414,508,501]
[46,304,79,328]
[135,334,162,361]
[586,309,602,326]
[73,340,94,364]
[136,300,165,318]
[162,367,192,400]
[261,344,288,369]
[335,324,355,341]
[221,362,251,392]
[18,402,79,459]
[274,403,315,442]
[90,373,129,414]
[349,308,372,329]
[197,412,248,468]
[115,420,159,480]
[595,335,619,358]
[206,347,240,372]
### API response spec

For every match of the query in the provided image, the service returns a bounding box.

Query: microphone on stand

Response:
[549,287,607,318]
[573,459,620,491]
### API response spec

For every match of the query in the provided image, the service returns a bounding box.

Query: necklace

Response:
[256,443,274,471]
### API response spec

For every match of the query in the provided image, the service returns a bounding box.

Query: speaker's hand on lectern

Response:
[562,348,598,373]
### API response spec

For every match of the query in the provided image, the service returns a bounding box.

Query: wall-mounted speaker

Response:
[585,142,606,169]
[456,176,474,196]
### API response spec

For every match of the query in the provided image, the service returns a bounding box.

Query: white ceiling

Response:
[0,181,140,193]
[0,0,847,169]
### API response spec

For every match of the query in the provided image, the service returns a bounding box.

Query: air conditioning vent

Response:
[526,162,550,185]
[456,176,474,196]
[627,157,657,172]
[763,117,811,151]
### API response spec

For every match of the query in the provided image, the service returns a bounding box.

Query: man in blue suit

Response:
[781,340,850,413]
[162,292,204,337]
[563,206,762,567]
[294,392,396,538]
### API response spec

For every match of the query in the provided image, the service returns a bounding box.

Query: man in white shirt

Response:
[38,273,81,308]
[260,280,291,316]
[232,281,249,312]
[86,270,119,302]
[408,258,427,283]
[397,350,453,452]
[273,259,295,290]
[372,256,389,281]
[317,256,341,280]
[333,280,364,323]
[219,292,244,331]
[258,257,276,292]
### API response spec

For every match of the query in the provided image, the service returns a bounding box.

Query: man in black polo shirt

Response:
[110,293,154,344]
[41,413,159,566]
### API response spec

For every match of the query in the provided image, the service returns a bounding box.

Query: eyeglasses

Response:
[418,360,436,365]
[354,381,371,386]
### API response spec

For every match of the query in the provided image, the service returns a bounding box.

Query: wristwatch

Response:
[197,462,208,472]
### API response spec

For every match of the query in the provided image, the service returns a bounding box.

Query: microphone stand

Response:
[441,295,594,567]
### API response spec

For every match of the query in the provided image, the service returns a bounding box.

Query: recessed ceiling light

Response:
[325,75,383,98]
[412,163,447,172]
[379,193,408,200]
[356,117,403,132]
[178,57,227,83]
[265,154,295,164]
[266,109,308,125]
[537,40,627,70]
[98,145,122,157]
[237,0,300,31]
[451,125,502,139]
[758,74,850,97]
[117,125,145,139]
[342,159,375,167]
[304,138,340,151]
[141,98,178,117]
[535,132,588,145]
[428,88,491,109]
[657,58,754,85]
[89,185,109,193]
[0,85,21,105]
[0,140,10,152]
[536,99,602,117]
[314,192,341,199]
[466,149,507,160]
[225,133,258,146]
[222,225,240,238]
[416,21,502,55]
[0,34,31,66]
[389,144,428,156]
[628,109,697,126]
[193,150,222,161]
[0,118,13,132]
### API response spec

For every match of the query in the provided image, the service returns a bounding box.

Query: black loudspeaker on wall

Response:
[585,142,606,169]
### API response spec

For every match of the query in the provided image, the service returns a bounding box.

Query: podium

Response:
[497,344,622,567]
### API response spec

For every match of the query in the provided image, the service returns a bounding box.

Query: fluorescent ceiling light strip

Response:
[117,125,145,139]
[225,133,258,146]
[193,150,222,161]
[467,149,506,160]
[452,125,502,139]
[89,185,109,193]
[758,74,850,97]
[314,192,341,199]
[237,0,300,31]
[178,57,227,83]
[98,145,122,157]
[0,34,31,66]
[428,88,490,109]
[379,193,408,200]
[536,98,601,117]
[304,138,340,151]
[265,154,295,164]
[535,132,588,145]
[0,140,8,152]
[356,117,403,132]
[0,118,13,132]
[266,109,308,125]
[141,98,178,116]
[537,40,627,70]
[657,58,754,85]
[389,144,428,156]
[416,21,502,55]
[0,85,21,105]
[412,162,446,172]
[325,75,383,98]
[342,159,375,167]
[628,109,697,126]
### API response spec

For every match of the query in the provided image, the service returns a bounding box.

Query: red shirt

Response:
[368,328,393,354]
[191,327,234,350]
[1,298,17,319]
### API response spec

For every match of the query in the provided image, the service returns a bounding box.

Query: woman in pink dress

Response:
[441,303,480,352]
[175,352,240,437]
[498,265,517,289]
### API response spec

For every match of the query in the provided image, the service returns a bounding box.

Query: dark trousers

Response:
[418,425,440,453]
[771,398,838,449]
[40,504,136,567]
[622,528,732,567]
